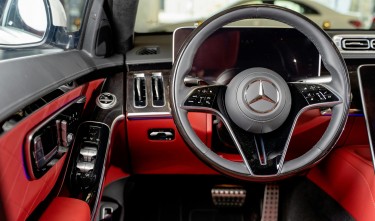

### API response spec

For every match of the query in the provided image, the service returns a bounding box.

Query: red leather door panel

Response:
[0,79,103,220]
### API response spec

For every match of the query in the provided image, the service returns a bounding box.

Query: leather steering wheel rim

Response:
[171,5,350,181]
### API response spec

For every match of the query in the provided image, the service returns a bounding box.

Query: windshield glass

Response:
[135,0,374,32]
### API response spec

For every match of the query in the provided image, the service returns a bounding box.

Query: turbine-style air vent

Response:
[151,72,165,107]
[133,74,147,108]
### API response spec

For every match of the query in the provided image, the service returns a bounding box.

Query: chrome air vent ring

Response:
[96,92,117,109]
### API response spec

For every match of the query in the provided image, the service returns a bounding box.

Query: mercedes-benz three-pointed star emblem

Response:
[245,80,280,114]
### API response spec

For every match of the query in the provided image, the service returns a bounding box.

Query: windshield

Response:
[135,0,375,32]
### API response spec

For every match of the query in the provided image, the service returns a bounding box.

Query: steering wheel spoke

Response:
[222,103,299,176]
[229,82,344,176]
[227,128,284,176]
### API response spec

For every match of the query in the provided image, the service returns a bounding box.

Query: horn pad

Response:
[225,68,292,133]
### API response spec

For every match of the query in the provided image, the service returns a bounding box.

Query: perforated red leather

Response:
[39,197,90,221]
[0,80,104,220]
[308,145,375,221]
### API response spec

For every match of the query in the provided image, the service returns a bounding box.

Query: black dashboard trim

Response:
[0,50,123,125]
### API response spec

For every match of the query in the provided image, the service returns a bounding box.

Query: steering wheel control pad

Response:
[225,68,291,134]
[184,86,219,108]
[294,83,339,104]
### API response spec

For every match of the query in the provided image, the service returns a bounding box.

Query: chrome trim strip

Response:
[254,135,267,166]
[318,55,322,77]
[300,76,332,84]
[127,112,171,118]
[90,115,125,220]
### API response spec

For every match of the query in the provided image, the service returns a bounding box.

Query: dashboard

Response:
[123,27,373,174]
[127,29,375,114]
[2,27,369,183]
[126,27,324,117]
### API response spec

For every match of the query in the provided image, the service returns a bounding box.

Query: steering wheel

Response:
[170,5,350,181]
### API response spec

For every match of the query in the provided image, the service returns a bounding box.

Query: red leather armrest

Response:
[40,197,91,221]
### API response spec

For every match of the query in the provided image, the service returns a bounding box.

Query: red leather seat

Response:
[308,145,375,221]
